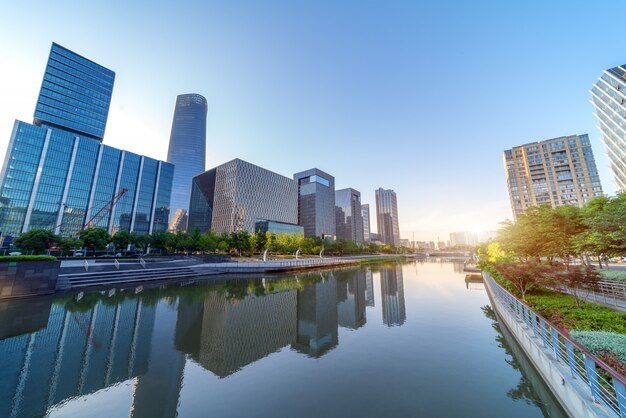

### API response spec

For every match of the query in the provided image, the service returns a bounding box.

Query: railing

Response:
[484,273,626,417]
[592,280,626,307]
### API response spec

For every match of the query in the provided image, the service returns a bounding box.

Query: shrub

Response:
[600,270,626,282]
[0,255,57,262]
[570,331,626,362]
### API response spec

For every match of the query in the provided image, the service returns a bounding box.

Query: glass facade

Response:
[166,94,207,231]
[0,43,173,238]
[335,188,364,243]
[188,159,298,234]
[0,122,173,237]
[375,188,400,247]
[503,135,603,218]
[591,66,626,191]
[361,204,370,242]
[34,43,114,141]
[254,220,304,235]
[293,168,336,238]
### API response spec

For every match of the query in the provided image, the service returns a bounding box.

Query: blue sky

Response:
[0,0,623,241]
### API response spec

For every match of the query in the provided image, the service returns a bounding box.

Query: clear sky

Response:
[0,0,622,241]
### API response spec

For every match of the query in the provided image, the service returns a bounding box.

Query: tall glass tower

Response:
[166,94,207,231]
[375,188,400,247]
[33,43,114,141]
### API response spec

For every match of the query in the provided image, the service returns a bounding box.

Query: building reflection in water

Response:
[0,265,408,417]
[380,266,406,326]
[0,296,155,418]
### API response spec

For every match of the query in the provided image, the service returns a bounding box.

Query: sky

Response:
[0,0,623,241]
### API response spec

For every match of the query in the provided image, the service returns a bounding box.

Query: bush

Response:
[570,331,626,362]
[0,255,57,262]
[600,270,626,282]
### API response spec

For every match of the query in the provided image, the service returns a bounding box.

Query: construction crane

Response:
[83,188,128,230]
[55,188,129,236]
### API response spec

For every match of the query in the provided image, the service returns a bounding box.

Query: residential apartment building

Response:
[503,134,603,218]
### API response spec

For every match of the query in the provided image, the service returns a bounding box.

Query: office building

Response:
[449,231,468,247]
[188,158,298,234]
[361,203,371,242]
[375,188,400,247]
[34,43,114,141]
[503,135,603,218]
[335,188,364,243]
[254,220,304,235]
[0,43,173,237]
[166,94,207,231]
[293,168,335,238]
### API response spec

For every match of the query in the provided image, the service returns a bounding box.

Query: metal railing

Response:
[484,273,626,417]
[592,280,626,307]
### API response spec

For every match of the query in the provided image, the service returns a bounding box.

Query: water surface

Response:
[0,260,566,417]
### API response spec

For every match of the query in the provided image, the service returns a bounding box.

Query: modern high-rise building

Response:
[590,66,626,191]
[503,135,603,218]
[33,43,114,141]
[361,203,371,242]
[375,188,400,247]
[335,188,364,243]
[0,43,173,237]
[187,158,298,234]
[293,168,335,238]
[166,94,207,232]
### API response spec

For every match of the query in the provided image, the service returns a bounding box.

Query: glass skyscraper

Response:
[293,168,335,238]
[0,43,172,237]
[375,188,400,247]
[335,188,364,243]
[591,65,626,191]
[33,43,114,141]
[188,158,298,234]
[166,94,207,231]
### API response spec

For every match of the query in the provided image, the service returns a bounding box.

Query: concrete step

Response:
[64,267,202,288]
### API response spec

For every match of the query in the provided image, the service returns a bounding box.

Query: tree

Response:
[79,228,111,256]
[13,229,58,254]
[111,230,131,251]
[495,260,550,301]
[554,265,601,308]
[59,237,83,256]
[131,233,150,253]
[150,231,174,253]
[230,231,251,256]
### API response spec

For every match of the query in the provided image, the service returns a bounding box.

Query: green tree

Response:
[131,233,150,253]
[230,231,251,255]
[79,227,111,256]
[150,231,174,253]
[59,237,83,256]
[13,229,58,254]
[111,230,131,251]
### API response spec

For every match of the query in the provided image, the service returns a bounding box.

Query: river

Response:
[0,260,566,417]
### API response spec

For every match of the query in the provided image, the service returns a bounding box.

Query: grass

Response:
[0,255,57,262]
[355,256,406,265]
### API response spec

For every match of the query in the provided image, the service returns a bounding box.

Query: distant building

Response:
[503,135,603,219]
[375,188,400,247]
[399,238,410,248]
[166,94,207,232]
[293,168,335,238]
[361,204,371,242]
[188,158,298,234]
[335,188,364,243]
[0,43,172,237]
[254,220,303,236]
[449,232,468,247]
[591,66,626,191]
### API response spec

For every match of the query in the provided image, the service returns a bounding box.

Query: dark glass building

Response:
[188,159,298,234]
[335,188,364,243]
[254,220,304,235]
[293,168,335,238]
[0,43,172,237]
[166,94,207,231]
[33,43,114,141]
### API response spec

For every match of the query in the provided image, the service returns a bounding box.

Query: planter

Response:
[0,260,61,299]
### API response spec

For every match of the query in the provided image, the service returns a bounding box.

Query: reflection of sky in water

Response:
[0,262,564,418]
